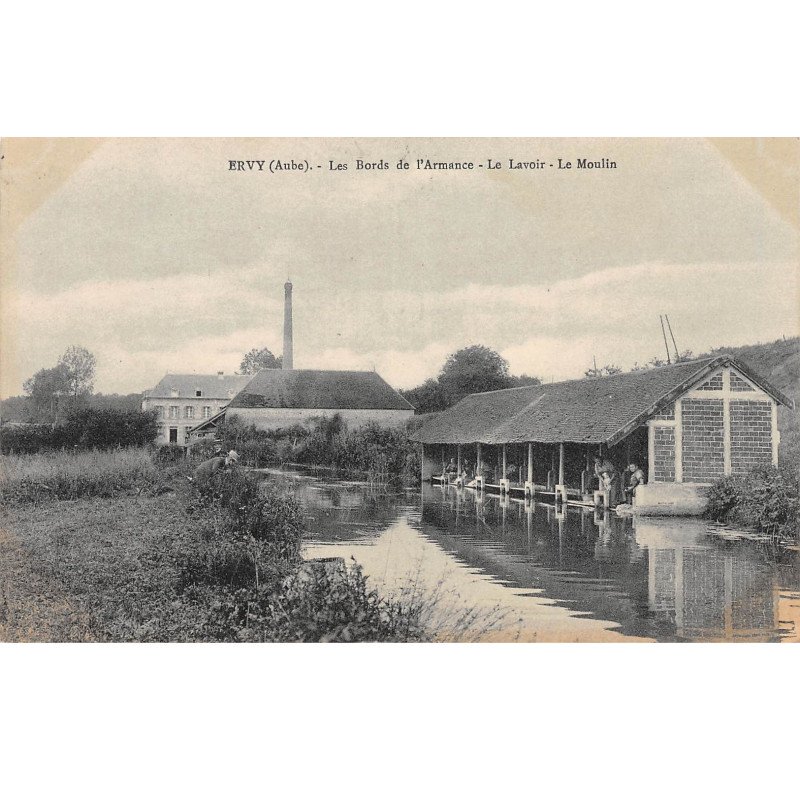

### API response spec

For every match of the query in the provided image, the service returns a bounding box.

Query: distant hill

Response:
[698,336,799,405]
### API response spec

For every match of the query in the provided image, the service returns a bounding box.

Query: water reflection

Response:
[274,469,800,642]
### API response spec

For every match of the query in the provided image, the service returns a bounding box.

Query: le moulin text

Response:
[227,157,618,174]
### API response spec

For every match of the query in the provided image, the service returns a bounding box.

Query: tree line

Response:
[399,345,541,413]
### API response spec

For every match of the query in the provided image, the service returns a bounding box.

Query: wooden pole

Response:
[457,444,462,475]
[476,443,482,476]
[665,314,679,362]
[527,442,533,483]
[502,444,507,479]
[559,442,565,486]
[660,315,672,364]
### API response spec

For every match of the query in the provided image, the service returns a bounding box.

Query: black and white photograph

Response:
[1,137,797,644]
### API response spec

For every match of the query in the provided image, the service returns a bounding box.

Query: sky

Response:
[1,137,797,397]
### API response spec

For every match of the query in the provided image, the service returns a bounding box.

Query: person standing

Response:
[593,455,621,507]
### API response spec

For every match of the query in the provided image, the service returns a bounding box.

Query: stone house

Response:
[141,372,251,445]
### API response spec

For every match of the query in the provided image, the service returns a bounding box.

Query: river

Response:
[262,467,800,643]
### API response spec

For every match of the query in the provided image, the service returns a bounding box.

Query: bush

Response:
[0,424,55,454]
[182,559,428,643]
[188,468,304,561]
[0,409,158,454]
[153,443,188,464]
[705,465,800,540]
[179,469,429,641]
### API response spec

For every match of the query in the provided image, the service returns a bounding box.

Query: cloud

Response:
[2,259,796,395]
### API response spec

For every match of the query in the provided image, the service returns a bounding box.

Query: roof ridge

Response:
[465,356,720,399]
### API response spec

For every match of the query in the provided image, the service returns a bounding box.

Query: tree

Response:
[400,378,450,413]
[22,364,71,423]
[59,345,96,398]
[239,347,282,374]
[506,373,542,389]
[584,363,623,378]
[438,345,511,404]
[631,350,695,372]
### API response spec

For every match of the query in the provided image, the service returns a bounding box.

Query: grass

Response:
[0,448,433,642]
[0,493,200,641]
[0,447,169,504]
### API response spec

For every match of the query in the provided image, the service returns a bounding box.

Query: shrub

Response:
[0,424,56,454]
[188,468,304,561]
[0,409,158,454]
[705,465,800,540]
[186,559,428,643]
[153,443,187,464]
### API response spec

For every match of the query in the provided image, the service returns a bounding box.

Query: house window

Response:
[169,406,179,419]
[184,406,195,419]
[202,406,212,418]
[196,389,202,397]
[154,405,164,417]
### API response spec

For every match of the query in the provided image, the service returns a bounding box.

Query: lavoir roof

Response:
[410,355,792,447]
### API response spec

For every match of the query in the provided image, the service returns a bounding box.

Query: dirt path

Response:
[0,527,95,642]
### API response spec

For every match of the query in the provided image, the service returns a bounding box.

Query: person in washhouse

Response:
[624,462,646,504]
[593,455,621,507]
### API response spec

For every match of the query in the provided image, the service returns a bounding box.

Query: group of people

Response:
[440,452,647,506]
[593,456,646,506]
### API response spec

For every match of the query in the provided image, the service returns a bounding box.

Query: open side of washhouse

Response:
[409,355,792,515]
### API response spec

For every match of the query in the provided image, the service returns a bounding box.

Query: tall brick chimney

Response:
[283,280,293,370]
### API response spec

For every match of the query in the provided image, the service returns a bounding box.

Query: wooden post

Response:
[502,444,507,479]
[476,443,482,476]
[457,444,462,475]
[558,442,565,486]
[527,442,533,483]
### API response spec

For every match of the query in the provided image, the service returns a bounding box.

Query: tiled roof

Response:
[144,373,252,399]
[410,355,791,446]
[229,369,415,411]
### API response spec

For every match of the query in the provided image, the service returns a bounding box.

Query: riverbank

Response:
[704,465,799,544]
[221,416,422,485]
[0,449,428,642]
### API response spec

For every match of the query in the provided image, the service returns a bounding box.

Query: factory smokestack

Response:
[283,280,293,370]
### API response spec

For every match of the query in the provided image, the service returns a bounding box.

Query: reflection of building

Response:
[141,372,250,445]
[646,545,779,641]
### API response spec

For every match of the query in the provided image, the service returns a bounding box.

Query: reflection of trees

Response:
[298,481,409,542]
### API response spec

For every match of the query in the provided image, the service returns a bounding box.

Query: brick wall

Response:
[652,403,675,421]
[730,372,755,392]
[682,398,724,481]
[730,400,772,474]
[696,372,723,391]
[653,426,675,482]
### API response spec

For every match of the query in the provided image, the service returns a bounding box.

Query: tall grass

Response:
[0,447,163,503]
